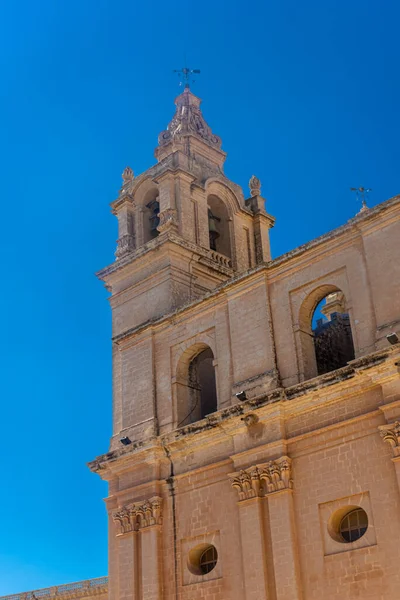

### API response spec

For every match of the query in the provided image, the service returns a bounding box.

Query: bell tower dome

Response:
[155,86,226,171]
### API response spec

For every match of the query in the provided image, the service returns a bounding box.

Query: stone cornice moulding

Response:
[229,456,293,502]
[112,496,163,535]
[379,421,400,458]
[89,352,400,474]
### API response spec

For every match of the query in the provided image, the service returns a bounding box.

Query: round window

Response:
[199,545,218,574]
[339,508,368,543]
[188,543,218,576]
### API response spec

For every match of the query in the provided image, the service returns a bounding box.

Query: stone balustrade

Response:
[207,249,232,268]
[0,577,108,600]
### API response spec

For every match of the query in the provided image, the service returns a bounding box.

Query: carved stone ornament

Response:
[229,457,293,501]
[158,88,221,149]
[157,208,178,233]
[379,421,400,457]
[115,234,135,259]
[112,496,163,535]
[249,175,261,197]
[122,166,134,184]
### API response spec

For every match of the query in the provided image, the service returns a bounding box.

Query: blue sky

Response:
[0,0,399,594]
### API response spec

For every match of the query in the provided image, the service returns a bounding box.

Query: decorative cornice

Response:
[229,457,293,501]
[112,497,162,534]
[379,421,400,457]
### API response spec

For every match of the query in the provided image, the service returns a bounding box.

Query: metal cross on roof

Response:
[350,186,372,209]
[173,66,201,89]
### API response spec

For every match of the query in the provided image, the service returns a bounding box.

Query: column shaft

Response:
[238,498,270,600]
[141,526,163,600]
[268,490,302,600]
[117,532,139,600]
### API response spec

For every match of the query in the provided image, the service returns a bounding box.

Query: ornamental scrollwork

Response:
[112,496,163,535]
[379,421,400,457]
[229,456,293,501]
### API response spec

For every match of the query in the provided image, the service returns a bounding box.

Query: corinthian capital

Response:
[112,496,163,535]
[229,467,263,501]
[379,422,400,457]
[259,457,293,493]
[229,456,293,502]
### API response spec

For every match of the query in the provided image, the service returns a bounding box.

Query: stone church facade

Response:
[3,87,400,600]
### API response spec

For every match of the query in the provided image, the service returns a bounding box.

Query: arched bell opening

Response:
[207,195,232,259]
[144,190,160,242]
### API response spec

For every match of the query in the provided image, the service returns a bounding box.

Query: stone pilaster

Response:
[229,467,270,600]
[154,172,179,235]
[114,195,136,259]
[112,497,163,600]
[117,531,139,600]
[230,457,302,600]
[141,525,163,600]
[379,421,400,492]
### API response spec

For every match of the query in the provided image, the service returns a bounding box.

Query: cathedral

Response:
[3,86,400,600]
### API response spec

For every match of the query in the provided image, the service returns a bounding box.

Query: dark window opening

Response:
[207,196,231,258]
[339,508,368,543]
[146,198,160,239]
[199,545,218,575]
[208,208,220,251]
[188,348,217,421]
[312,292,355,375]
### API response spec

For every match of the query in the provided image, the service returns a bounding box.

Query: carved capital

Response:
[259,457,293,493]
[229,467,263,501]
[113,496,163,535]
[229,457,293,502]
[379,422,400,457]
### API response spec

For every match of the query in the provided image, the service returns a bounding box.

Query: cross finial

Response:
[173,65,201,89]
[350,186,372,212]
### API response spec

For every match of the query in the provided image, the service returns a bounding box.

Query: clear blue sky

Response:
[0,0,399,594]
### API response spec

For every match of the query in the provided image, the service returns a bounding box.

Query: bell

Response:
[150,215,160,232]
[208,218,219,235]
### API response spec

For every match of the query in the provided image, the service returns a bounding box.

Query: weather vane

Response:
[173,65,201,89]
[350,186,372,210]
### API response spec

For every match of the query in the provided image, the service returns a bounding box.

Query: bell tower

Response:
[92,87,275,600]
[98,86,275,338]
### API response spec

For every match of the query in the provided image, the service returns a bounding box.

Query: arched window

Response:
[145,196,160,241]
[207,195,231,258]
[133,181,160,246]
[312,292,355,375]
[176,346,218,427]
[297,286,356,380]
